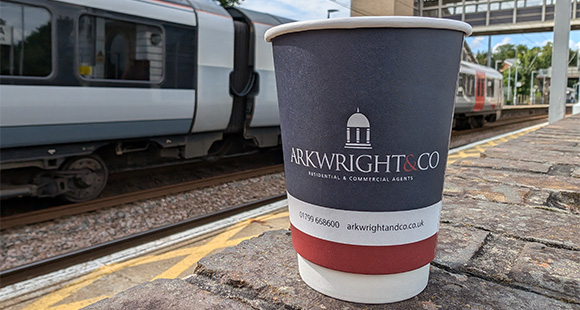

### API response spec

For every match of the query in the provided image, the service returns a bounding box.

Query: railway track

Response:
[1,164,284,230]
[0,192,287,288]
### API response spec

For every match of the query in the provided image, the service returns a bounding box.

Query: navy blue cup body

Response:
[270,27,465,275]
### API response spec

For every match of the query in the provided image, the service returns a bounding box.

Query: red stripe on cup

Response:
[291,224,437,275]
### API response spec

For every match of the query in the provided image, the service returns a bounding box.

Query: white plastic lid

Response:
[265,16,472,42]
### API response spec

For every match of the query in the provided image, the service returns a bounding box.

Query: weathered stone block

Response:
[482,147,579,166]
[444,175,531,204]
[572,167,580,178]
[462,235,580,303]
[463,234,526,282]
[82,278,252,310]
[511,242,580,303]
[435,224,489,269]
[447,166,580,193]
[452,157,552,174]
[441,196,580,249]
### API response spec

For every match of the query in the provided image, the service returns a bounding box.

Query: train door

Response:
[486,78,496,110]
[473,72,486,111]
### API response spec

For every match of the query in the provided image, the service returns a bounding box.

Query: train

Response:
[454,61,504,129]
[0,0,292,202]
[0,0,503,202]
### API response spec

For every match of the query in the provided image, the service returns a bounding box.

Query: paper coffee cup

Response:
[266,16,472,304]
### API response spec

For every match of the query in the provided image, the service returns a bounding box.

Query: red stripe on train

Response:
[291,224,437,275]
[473,72,486,111]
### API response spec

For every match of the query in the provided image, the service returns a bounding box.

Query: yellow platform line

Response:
[20,211,289,310]
[152,220,249,280]
[447,125,543,164]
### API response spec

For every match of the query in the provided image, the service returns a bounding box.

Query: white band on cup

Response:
[288,193,441,246]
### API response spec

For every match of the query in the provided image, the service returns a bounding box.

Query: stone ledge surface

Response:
[190,230,578,309]
[84,115,580,309]
[85,230,578,309]
[83,278,252,310]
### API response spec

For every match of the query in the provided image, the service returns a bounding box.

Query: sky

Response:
[237,0,580,56]
[465,31,580,55]
[238,0,351,21]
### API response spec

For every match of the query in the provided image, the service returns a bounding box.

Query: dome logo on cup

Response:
[288,108,441,182]
[345,108,372,150]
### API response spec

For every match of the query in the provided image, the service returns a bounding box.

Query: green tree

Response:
[498,42,579,103]
[484,40,579,104]
[475,51,488,65]
[496,44,527,103]
[511,45,537,100]
[213,0,244,7]
[536,42,553,69]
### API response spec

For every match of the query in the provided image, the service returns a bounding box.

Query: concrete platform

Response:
[84,115,580,309]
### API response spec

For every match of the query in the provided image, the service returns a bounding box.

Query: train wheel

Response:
[486,114,497,123]
[469,116,485,128]
[59,155,108,202]
[454,116,471,130]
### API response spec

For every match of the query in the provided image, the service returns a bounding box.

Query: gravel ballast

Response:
[0,173,286,271]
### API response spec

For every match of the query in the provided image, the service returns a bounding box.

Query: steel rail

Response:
[2,164,285,230]
[0,193,287,288]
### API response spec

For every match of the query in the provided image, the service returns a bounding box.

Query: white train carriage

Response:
[0,0,289,201]
[454,61,504,129]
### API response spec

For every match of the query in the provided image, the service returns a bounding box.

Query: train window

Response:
[0,2,52,77]
[486,78,495,97]
[477,79,485,97]
[457,74,465,95]
[457,73,474,96]
[465,74,475,96]
[78,15,163,82]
